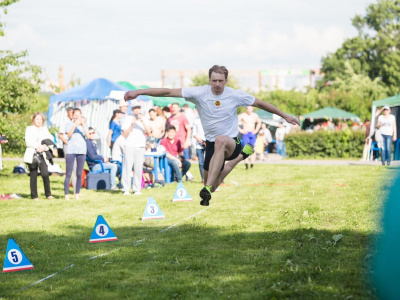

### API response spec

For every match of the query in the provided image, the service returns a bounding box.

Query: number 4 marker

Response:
[89,215,118,243]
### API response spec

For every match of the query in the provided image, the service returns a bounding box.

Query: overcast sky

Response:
[1,0,374,86]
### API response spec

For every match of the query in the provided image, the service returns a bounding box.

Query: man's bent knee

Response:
[214,136,229,148]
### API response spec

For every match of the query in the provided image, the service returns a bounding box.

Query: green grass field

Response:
[0,160,395,299]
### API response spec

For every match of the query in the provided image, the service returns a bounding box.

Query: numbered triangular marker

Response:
[142,197,166,220]
[3,239,34,273]
[172,182,192,202]
[89,215,118,243]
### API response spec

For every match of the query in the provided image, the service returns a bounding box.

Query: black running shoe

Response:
[199,186,212,206]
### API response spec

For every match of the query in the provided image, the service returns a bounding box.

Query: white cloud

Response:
[1,23,48,50]
[292,23,344,56]
[199,23,345,66]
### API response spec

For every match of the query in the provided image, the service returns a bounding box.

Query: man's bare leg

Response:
[199,136,236,206]
[200,137,254,206]
[210,153,243,192]
[205,136,236,187]
[203,170,208,186]
[249,152,256,167]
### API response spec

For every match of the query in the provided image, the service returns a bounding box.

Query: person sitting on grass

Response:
[86,127,119,190]
[160,126,191,182]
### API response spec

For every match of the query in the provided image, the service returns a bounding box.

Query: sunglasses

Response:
[89,132,95,135]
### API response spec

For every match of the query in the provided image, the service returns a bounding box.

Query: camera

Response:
[134,114,139,120]
[0,135,7,141]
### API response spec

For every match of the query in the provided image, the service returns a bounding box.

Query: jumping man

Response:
[124,65,300,206]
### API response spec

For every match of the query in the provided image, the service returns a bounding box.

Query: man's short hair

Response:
[182,104,188,108]
[209,65,229,79]
[148,108,155,113]
[167,126,176,132]
[88,127,94,131]
[66,107,73,112]
[73,108,81,113]
[162,106,170,112]
[171,102,180,107]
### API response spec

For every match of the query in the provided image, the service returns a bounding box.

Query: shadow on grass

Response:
[0,225,377,299]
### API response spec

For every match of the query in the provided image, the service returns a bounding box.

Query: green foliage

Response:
[0,112,31,155]
[285,130,365,158]
[319,62,388,121]
[255,88,320,116]
[0,50,42,114]
[33,92,53,113]
[0,0,19,36]
[255,63,387,121]
[0,162,386,298]
[321,0,400,95]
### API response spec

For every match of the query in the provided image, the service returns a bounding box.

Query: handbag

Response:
[31,153,42,166]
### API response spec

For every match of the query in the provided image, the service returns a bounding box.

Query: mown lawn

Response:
[0,160,394,299]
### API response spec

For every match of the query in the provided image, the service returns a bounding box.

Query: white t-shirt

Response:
[275,127,286,141]
[378,114,396,136]
[122,116,148,148]
[192,117,205,149]
[111,135,125,162]
[263,128,273,143]
[182,85,255,142]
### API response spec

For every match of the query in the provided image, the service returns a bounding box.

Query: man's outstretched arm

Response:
[252,98,300,126]
[125,88,182,101]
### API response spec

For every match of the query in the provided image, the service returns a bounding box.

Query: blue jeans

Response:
[167,158,191,182]
[92,162,118,188]
[183,147,191,160]
[277,141,286,158]
[381,134,393,164]
[196,148,205,181]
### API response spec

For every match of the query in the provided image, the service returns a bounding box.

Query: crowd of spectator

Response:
[4,100,393,200]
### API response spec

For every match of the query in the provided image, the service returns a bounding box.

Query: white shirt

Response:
[275,127,286,141]
[58,117,72,148]
[24,125,54,164]
[263,128,273,143]
[111,135,125,162]
[378,114,396,136]
[192,117,205,149]
[122,116,148,148]
[184,108,195,128]
[182,85,255,142]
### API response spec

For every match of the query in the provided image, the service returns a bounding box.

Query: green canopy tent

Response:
[118,82,195,109]
[254,110,279,127]
[255,110,300,128]
[301,107,360,130]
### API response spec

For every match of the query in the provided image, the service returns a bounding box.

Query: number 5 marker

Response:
[3,239,34,273]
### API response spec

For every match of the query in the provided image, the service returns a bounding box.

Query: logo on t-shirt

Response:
[215,101,221,107]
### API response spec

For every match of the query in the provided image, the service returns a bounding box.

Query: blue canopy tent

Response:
[48,78,149,156]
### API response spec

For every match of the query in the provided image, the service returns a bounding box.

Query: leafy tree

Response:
[0,50,42,114]
[321,0,400,95]
[0,0,18,36]
[255,88,320,116]
[0,0,43,155]
[320,62,388,120]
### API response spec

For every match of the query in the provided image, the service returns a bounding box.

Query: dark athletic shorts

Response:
[203,137,242,171]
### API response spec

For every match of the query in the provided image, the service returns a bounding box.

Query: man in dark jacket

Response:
[86,127,118,190]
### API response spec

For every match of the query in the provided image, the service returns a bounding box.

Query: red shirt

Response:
[167,114,189,145]
[161,138,183,157]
